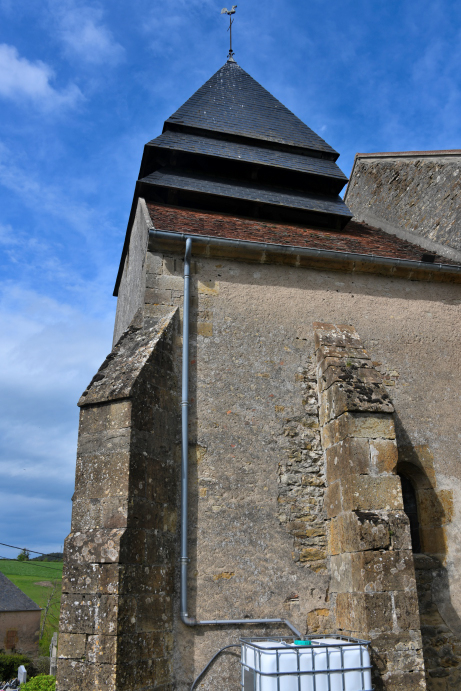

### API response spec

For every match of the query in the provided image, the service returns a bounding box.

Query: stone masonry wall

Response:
[138,243,461,690]
[315,322,426,690]
[57,309,180,691]
[345,156,461,262]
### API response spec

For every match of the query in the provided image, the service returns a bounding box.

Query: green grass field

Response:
[0,561,63,654]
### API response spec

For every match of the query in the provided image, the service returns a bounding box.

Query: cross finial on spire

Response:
[221,5,237,62]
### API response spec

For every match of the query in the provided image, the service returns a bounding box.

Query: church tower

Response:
[58,51,461,691]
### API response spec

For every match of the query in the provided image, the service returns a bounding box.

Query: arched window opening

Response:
[399,474,421,553]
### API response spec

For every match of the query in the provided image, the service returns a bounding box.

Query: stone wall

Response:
[315,322,425,690]
[345,154,461,263]
[57,309,180,691]
[64,221,461,689]
[140,243,461,689]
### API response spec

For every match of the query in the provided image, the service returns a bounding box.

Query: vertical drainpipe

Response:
[181,237,193,624]
[179,236,301,636]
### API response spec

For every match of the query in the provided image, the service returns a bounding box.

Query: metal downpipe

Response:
[181,237,193,625]
[179,236,301,638]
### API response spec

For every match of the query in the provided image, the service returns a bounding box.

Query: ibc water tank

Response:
[241,636,372,691]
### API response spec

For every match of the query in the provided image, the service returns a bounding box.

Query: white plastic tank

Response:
[241,636,372,691]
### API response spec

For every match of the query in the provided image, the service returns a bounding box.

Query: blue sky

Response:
[1,0,460,558]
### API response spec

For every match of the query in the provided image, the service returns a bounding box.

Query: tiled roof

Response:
[146,131,348,180]
[165,61,338,157]
[146,203,459,265]
[0,572,41,612]
[140,169,351,218]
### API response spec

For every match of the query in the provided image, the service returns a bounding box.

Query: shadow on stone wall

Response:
[395,415,461,690]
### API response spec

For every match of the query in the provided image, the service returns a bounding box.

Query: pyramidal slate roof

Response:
[115,58,354,294]
[0,571,41,612]
[164,61,338,156]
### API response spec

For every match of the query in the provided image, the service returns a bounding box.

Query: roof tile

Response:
[147,203,459,265]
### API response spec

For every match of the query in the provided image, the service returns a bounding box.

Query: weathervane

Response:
[221,5,237,61]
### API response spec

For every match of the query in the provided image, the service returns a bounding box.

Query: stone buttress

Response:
[314,323,426,690]
[57,309,180,691]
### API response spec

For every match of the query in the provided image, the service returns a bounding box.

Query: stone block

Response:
[326,476,403,517]
[321,412,396,449]
[57,660,87,690]
[379,672,427,691]
[145,530,176,565]
[325,438,371,482]
[136,593,171,632]
[58,633,86,660]
[336,591,420,634]
[77,429,131,457]
[330,512,387,554]
[62,563,121,595]
[325,481,342,518]
[157,274,184,291]
[71,497,128,531]
[369,438,398,474]
[329,510,411,554]
[78,403,130,437]
[65,529,126,565]
[299,547,327,562]
[145,288,173,305]
[127,496,164,530]
[87,662,118,689]
[162,256,183,276]
[118,631,165,661]
[313,323,363,350]
[319,363,382,393]
[341,475,404,513]
[86,634,117,664]
[146,252,163,274]
[119,564,174,596]
[319,381,394,426]
[330,550,416,594]
[60,593,119,635]
[75,452,131,499]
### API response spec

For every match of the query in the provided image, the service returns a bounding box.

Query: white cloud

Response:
[0,43,82,109]
[50,0,124,65]
[0,222,18,246]
[0,283,113,553]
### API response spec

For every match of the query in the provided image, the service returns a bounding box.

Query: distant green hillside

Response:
[0,560,63,654]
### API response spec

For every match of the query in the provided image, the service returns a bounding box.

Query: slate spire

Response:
[137,60,352,230]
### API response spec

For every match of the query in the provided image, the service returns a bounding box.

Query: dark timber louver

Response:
[114,59,353,295]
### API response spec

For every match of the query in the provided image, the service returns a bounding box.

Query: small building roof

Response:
[0,572,41,612]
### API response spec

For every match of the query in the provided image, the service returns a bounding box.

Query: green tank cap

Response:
[294,640,312,646]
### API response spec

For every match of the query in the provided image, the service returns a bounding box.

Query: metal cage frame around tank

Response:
[240,635,373,691]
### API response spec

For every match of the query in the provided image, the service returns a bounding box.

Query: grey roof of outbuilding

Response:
[0,572,41,612]
[147,131,348,181]
[165,61,338,157]
[140,168,351,217]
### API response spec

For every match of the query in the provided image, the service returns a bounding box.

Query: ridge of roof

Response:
[354,150,461,159]
[0,571,42,612]
[164,61,338,157]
